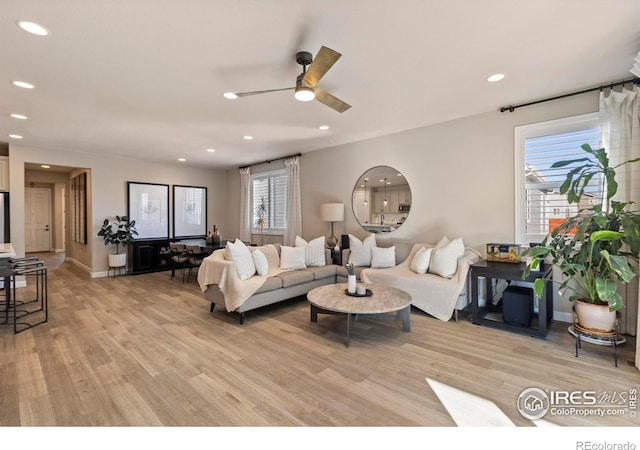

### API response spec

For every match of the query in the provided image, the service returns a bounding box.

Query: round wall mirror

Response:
[352,165,411,233]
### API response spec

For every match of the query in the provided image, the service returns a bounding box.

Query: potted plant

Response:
[255,197,267,245]
[98,215,138,268]
[521,143,640,333]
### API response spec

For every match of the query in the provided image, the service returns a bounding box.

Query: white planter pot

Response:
[348,274,357,294]
[575,300,616,333]
[109,253,127,268]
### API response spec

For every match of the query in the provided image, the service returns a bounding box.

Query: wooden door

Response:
[25,188,51,252]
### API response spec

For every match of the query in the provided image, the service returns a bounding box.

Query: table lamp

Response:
[320,203,344,249]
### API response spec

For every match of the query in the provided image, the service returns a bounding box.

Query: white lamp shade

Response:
[320,203,344,222]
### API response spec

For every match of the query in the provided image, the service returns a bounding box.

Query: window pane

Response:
[252,170,287,233]
[524,128,601,236]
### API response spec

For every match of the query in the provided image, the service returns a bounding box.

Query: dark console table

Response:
[128,239,171,275]
[469,260,553,338]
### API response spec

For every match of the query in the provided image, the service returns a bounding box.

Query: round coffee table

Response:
[307,283,411,347]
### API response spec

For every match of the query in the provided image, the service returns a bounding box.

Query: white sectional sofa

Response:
[338,236,482,321]
[197,235,481,324]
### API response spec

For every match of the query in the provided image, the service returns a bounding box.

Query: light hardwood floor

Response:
[0,252,637,427]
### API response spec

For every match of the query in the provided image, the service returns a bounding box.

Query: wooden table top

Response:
[307,283,411,315]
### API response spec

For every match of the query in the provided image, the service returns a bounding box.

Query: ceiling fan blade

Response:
[315,88,351,113]
[233,87,295,97]
[302,46,341,87]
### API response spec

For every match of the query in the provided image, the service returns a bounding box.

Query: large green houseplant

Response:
[522,143,640,331]
[98,215,138,267]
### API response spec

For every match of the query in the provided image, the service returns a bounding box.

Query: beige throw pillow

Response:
[429,237,465,278]
[295,235,326,267]
[410,246,432,274]
[348,233,377,267]
[371,246,396,269]
[225,238,256,280]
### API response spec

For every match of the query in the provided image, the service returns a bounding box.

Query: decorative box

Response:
[486,243,523,263]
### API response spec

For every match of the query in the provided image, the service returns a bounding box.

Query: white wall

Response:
[226,91,599,319]
[10,144,229,274]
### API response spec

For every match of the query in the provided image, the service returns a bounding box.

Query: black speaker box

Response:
[502,285,534,327]
[341,234,350,249]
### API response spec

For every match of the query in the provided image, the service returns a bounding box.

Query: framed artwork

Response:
[71,172,87,244]
[127,182,169,239]
[173,185,207,239]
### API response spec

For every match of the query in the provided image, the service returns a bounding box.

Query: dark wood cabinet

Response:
[469,260,553,338]
[128,239,171,275]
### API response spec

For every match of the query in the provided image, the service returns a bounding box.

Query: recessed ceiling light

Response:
[319,125,329,130]
[206,148,216,153]
[12,80,35,89]
[223,92,238,99]
[243,135,254,140]
[17,21,49,36]
[397,173,403,176]
[178,158,186,162]
[487,73,505,82]
[10,113,27,120]
[41,165,50,169]
[9,134,23,139]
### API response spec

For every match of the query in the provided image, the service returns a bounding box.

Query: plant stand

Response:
[108,265,126,279]
[569,323,626,367]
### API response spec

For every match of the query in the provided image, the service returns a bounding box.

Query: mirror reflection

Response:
[352,165,411,233]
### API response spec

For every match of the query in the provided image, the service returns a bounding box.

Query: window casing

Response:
[251,169,288,234]
[515,113,602,244]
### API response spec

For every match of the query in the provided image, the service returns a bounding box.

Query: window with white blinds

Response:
[515,113,602,244]
[252,169,288,233]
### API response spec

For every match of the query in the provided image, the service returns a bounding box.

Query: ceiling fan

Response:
[223,46,351,113]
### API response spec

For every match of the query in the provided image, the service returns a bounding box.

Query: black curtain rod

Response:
[500,77,640,113]
[239,152,302,169]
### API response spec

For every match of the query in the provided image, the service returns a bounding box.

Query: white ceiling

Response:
[2,0,639,170]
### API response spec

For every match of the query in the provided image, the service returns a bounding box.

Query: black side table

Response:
[470,260,553,338]
[331,248,342,266]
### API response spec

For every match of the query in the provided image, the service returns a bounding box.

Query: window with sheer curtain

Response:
[251,169,288,234]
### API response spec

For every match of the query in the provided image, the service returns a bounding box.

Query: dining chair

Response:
[169,243,189,282]
[185,245,205,282]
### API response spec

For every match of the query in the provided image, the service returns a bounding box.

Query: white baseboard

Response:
[92,271,109,279]
[54,248,64,253]
[64,257,93,274]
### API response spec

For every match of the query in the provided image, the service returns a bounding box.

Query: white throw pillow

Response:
[429,237,465,278]
[225,239,256,280]
[295,235,326,267]
[410,246,432,274]
[280,246,307,270]
[371,246,396,269]
[252,249,269,276]
[348,233,377,267]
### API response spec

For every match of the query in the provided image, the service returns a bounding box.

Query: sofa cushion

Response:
[307,265,337,281]
[277,270,314,288]
[348,233,377,267]
[280,246,307,270]
[429,237,465,278]
[295,235,326,267]
[371,246,396,269]
[254,276,283,294]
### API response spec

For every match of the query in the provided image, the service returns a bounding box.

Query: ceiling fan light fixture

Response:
[294,86,315,102]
